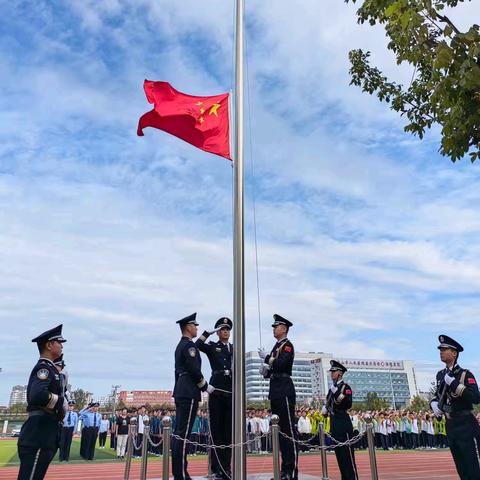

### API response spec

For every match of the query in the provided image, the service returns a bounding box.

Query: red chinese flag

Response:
[137,80,231,160]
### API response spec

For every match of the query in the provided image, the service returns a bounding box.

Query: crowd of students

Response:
[93,405,480,459]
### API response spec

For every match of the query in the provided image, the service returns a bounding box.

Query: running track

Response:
[0,451,458,479]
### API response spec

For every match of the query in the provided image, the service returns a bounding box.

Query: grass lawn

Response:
[0,438,124,467]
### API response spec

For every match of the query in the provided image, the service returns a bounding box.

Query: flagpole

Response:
[233,0,246,478]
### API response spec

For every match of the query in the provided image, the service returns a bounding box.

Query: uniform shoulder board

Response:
[188,347,197,357]
[37,368,50,380]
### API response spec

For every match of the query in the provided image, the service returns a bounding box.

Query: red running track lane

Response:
[0,451,459,479]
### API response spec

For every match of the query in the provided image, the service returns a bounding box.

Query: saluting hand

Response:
[207,326,222,335]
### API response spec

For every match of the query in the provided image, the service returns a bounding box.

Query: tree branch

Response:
[436,14,461,34]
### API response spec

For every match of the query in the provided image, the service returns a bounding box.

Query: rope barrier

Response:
[130,432,144,451]
[169,431,269,449]
[145,430,164,448]
[149,428,365,451]
[279,430,366,450]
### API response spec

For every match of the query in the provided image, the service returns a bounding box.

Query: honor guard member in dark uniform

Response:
[196,317,233,480]
[259,314,298,480]
[323,360,358,480]
[172,313,214,480]
[430,335,480,479]
[17,325,67,480]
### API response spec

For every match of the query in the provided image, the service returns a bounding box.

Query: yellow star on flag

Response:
[209,103,221,117]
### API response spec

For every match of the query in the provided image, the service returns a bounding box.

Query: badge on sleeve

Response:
[468,377,476,384]
[188,347,197,357]
[37,369,49,380]
[285,346,292,352]
[346,389,352,394]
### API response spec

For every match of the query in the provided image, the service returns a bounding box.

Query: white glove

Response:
[330,385,338,394]
[321,406,328,415]
[65,390,72,402]
[258,347,267,360]
[259,364,270,376]
[444,373,455,385]
[206,384,215,394]
[431,401,443,417]
[61,369,69,386]
[207,327,221,335]
[62,397,69,414]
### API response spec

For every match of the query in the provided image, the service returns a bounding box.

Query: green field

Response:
[0,438,124,467]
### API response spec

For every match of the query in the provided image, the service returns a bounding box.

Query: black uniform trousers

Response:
[172,398,199,480]
[330,415,358,480]
[17,446,57,480]
[80,428,87,459]
[209,392,232,478]
[81,427,99,460]
[110,431,117,449]
[446,414,480,480]
[59,426,74,461]
[270,396,298,479]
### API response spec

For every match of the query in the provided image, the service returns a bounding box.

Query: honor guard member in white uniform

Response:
[196,317,233,480]
[323,360,358,480]
[430,335,480,479]
[17,325,67,480]
[259,314,298,480]
[172,313,214,480]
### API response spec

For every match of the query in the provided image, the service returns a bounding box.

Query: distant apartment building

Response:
[9,385,27,407]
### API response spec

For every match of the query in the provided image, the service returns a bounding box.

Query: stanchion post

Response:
[140,418,150,480]
[162,416,172,480]
[365,414,379,480]
[208,436,213,479]
[319,421,329,480]
[124,417,137,480]
[271,414,281,480]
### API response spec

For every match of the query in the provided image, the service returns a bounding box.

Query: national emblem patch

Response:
[37,368,49,380]
[284,346,292,352]
[188,347,196,357]
[468,377,476,384]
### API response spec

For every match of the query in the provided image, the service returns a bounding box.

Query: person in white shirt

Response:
[98,414,110,448]
[411,414,419,449]
[297,411,312,451]
[133,406,149,458]
[259,411,270,453]
[252,411,263,453]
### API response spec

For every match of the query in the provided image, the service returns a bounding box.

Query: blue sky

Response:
[1,0,480,404]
